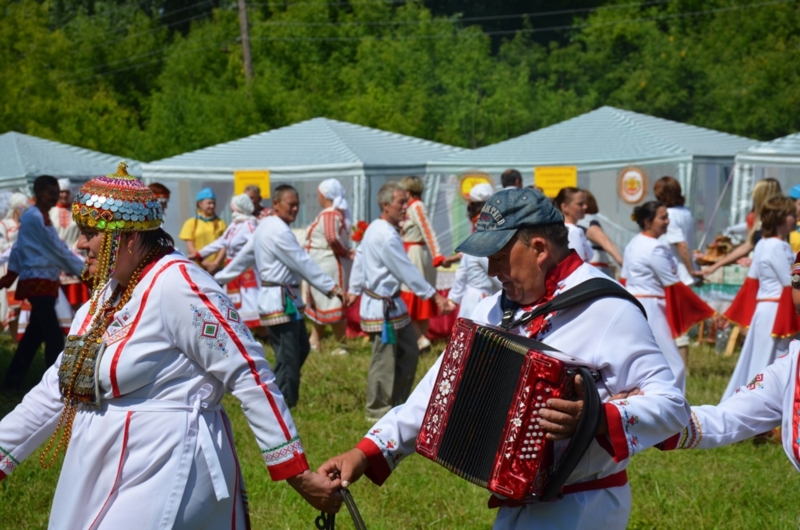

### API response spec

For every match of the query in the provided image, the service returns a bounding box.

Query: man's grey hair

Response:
[377,181,405,209]
[243,185,261,195]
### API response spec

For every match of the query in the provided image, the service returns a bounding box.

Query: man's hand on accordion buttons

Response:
[317,448,370,490]
[537,373,588,441]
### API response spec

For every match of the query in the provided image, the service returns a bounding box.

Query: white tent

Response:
[142,118,466,249]
[427,106,757,254]
[0,131,141,191]
[732,132,800,225]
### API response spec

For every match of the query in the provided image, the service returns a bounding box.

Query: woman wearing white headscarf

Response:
[305,179,352,353]
[0,193,29,335]
[193,194,261,331]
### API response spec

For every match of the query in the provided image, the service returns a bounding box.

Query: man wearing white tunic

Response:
[721,196,798,401]
[216,185,340,408]
[0,166,342,528]
[347,182,448,420]
[193,194,260,331]
[0,176,84,390]
[305,179,352,353]
[321,188,689,530]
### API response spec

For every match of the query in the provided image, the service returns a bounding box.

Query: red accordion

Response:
[416,318,600,503]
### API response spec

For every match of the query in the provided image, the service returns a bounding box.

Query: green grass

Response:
[0,334,799,529]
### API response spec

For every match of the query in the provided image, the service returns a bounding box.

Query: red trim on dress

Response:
[109,260,185,397]
[603,402,630,463]
[88,411,132,530]
[356,438,393,486]
[15,278,59,300]
[178,264,293,441]
[220,413,240,530]
[724,277,759,328]
[663,282,715,338]
[62,282,91,306]
[771,286,800,338]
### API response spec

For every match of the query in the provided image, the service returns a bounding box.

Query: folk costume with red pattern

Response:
[721,237,798,401]
[621,233,714,392]
[400,198,444,321]
[0,164,308,529]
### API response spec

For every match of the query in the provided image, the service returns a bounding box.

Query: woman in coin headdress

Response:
[0,164,339,528]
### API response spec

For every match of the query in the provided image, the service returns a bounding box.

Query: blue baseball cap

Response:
[196,187,216,202]
[455,188,564,257]
[790,184,800,200]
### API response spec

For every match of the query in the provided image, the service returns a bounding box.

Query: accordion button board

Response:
[416,318,584,503]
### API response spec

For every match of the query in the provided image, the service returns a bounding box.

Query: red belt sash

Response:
[487,470,628,508]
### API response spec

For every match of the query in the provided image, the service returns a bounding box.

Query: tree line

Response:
[1,0,798,162]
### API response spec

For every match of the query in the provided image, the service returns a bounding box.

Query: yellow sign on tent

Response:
[459,173,493,199]
[534,166,577,197]
[234,170,271,197]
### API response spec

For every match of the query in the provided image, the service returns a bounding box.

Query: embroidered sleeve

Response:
[323,212,349,258]
[594,302,690,462]
[168,264,308,481]
[0,360,65,478]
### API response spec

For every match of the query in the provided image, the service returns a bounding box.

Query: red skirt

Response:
[724,277,759,328]
[400,291,436,321]
[771,286,800,338]
[62,282,91,306]
[664,282,715,338]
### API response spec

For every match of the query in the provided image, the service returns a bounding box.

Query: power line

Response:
[249,0,674,27]
[67,0,798,82]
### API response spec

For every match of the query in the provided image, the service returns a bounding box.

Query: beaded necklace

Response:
[41,246,160,469]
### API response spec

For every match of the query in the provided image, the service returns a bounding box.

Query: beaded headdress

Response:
[72,162,164,313]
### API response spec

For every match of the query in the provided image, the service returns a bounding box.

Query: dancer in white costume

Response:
[553,187,592,261]
[721,196,799,401]
[304,179,353,352]
[621,201,714,393]
[193,194,260,330]
[446,183,501,319]
[321,188,688,530]
[0,165,340,529]
[576,190,623,277]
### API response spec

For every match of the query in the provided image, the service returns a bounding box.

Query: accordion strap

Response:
[500,277,647,331]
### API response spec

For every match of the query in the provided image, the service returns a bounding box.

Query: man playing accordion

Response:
[319,188,689,529]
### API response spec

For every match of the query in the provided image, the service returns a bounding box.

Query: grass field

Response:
[1,333,799,529]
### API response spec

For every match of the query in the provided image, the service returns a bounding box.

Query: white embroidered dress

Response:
[304,207,352,324]
[0,252,308,529]
[355,263,688,529]
[348,219,436,332]
[447,254,501,319]
[621,233,686,392]
[721,237,795,401]
[216,216,336,326]
[660,206,698,286]
[199,219,259,328]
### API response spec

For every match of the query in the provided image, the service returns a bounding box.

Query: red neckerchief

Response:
[520,250,583,338]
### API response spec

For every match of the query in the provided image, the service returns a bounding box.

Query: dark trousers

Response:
[3,295,63,389]
[269,319,310,408]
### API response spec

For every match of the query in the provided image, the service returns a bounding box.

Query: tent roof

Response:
[144,118,466,178]
[428,106,757,172]
[736,131,800,166]
[0,132,140,187]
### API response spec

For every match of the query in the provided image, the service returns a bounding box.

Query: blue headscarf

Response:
[196,187,216,202]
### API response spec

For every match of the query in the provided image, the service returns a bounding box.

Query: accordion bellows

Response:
[416,318,600,503]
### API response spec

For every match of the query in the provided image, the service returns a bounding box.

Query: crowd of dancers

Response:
[0,165,798,529]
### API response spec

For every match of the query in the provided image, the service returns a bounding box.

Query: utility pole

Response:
[237,0,254,83]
